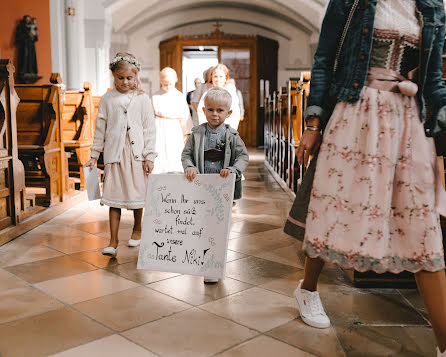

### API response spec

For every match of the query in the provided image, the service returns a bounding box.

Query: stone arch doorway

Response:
[159,26,278,147]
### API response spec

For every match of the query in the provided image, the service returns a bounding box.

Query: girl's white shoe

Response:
[438,347,446,357]
[102,247,117,256]
[128,239,141,247]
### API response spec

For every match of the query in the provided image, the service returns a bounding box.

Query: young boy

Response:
[181,87,249,284]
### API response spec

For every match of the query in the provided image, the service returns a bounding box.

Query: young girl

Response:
[197,64,241,130]
[286,1,446,355]
[85,52,157,256]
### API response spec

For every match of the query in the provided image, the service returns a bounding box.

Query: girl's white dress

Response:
[101,91,148,209]
[303,0,446,273]
[152,88,192,173]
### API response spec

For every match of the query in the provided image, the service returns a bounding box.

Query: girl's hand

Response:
[84,158,97,171]
[220,168,232,178]
[143,160,154,175]
[185,168,197,182]
[297,130,322,167]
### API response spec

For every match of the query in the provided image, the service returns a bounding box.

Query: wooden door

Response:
[219,47,255,146]
[159,39,183,90]
[257,36,278,147]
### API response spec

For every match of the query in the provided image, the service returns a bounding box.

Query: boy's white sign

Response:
[137,174,235,278]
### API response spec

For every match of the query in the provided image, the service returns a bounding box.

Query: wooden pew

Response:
[0,59,41,229]
[287,79,305,194]
[15,74,74,207]
[61,82,94,190]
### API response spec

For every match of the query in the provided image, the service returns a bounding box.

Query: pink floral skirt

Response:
[303,87,446,273]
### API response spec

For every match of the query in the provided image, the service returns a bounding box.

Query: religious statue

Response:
[15,15,41,83]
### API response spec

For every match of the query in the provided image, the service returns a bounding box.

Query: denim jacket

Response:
[304,0,446,137]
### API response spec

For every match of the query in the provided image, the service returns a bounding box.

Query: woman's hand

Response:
[84,158,97,171]
[143,160,154,175]
[185,168,197,182]
[297,130,322,167]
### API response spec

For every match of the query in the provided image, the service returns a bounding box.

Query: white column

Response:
[50,0,67,82]
[65,0,86,90]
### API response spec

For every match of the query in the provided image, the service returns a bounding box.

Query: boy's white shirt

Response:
[90,88,157,164]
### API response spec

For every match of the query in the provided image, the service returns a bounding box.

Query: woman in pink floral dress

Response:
[289,1,446,355]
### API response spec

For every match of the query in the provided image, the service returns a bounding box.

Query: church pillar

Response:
[65,0,86,90]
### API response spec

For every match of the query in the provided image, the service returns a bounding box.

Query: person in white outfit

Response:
[152,67,193,173]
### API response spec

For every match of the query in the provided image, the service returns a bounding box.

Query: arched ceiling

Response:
[105,0,328,38]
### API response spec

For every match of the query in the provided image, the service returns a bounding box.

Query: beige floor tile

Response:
[41,233,111,254]
[123,308,258,357]
[0,269,27,292]
[335,326,436,357]
[260,267,360,298]
[148,274,253,306]
[70,250,122,268]
[201,287,297,332]
[216,335,313,357]
[35,269,138,304]
[399,289,429,320]
[106,261,180,284]
[230,220,280,235]
[49,335,157,357]
[259,272,302,297]
[0,286,63,324]
[74,286,190,331]
[0,307,112,357]
[228,229,295,255]
[320,291,427,326]
[267,320,346,357]
[0,245,64,268]
[226,249,247,262]
[225,256,299,285]
[253,243,304,268]
[5,255,97,284]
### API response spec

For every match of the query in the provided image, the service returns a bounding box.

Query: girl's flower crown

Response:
[109,56,141,71]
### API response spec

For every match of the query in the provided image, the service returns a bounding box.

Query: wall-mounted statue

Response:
[15,15,41,83]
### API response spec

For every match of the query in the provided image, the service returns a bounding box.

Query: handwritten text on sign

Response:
[137,174,235,278]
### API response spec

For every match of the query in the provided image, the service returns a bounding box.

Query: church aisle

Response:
[0,151,436,357]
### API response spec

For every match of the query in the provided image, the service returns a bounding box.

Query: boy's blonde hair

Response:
[110,52,144,95]
[204,87,232,109]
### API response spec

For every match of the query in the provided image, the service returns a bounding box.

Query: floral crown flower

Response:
[109,56,141,71]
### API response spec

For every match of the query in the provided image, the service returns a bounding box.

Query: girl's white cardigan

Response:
[90,89,157,164]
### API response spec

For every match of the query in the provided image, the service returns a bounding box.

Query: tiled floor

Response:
[0,151,436,357]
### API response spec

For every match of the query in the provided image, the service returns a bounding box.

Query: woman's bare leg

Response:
[301,256,325,292]
[109,207,121,248]
[131,208,143,240]
[414,270,446,352]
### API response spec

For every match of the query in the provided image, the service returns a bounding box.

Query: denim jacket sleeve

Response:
[304,0,349,124]
[424,22,446,136]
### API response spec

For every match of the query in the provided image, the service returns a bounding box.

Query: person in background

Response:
[187,77,202,126]
[191,67,214,113]
[228,78,245,122]
[197,64,241,130]
[85,52,157,256]
[152,67,193,174]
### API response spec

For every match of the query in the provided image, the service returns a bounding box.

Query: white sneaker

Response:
[204,277,219,284]
[294,279,330,329]
[438,347,446,357]
[101,247,117,256]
